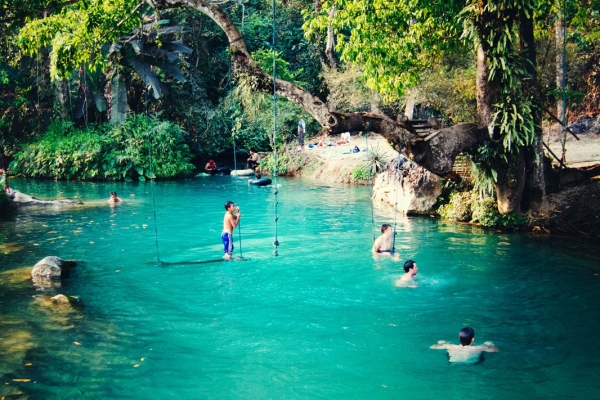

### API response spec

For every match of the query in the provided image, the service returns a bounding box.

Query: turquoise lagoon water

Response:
[1,177,600,399]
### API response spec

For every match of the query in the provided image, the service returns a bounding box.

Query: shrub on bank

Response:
[10,116,194,181]
[438,190,527,227]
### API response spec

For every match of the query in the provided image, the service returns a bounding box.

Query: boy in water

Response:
[222,201,241,260]
[108,191,122,203]
[395,260,418,287]
[430,327,498,363]
[372,224,394,254]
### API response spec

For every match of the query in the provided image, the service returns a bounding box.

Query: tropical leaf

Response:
[94,94,107,113]
[127,57,164,99]
[160,42,192,54]
[148,59,186,83]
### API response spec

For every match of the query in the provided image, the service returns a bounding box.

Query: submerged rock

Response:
[0,242,27,255]
[9,190,83,208]
[31,256,76,279]
[372,156,442,214]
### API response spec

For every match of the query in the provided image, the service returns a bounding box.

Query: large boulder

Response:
[372,157,442,214]
[10,190,83,207]
[31,256,76,279]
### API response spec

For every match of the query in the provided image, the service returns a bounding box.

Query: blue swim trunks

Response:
[221,232,234,255]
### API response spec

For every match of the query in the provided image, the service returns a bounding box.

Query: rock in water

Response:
[10,190,84,207]
[372,156,442,214]
[31,256,76,279]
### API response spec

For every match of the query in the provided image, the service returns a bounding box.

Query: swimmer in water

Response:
[108,191,122,204]
[395,260,418,287]
[372,224,394,254]
[430,327,498,363]
[222,200,241,260]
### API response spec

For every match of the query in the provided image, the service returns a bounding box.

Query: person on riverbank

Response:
[205,159,216,172]
[430,327,498,363]
[246,150,261,170]
[0,166,11,194]
[222,200,241,260]
[337,132,351,145]
[108,192,122,203]
[372,224,394,254]
[395,260,418,287]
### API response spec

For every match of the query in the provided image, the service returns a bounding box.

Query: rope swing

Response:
[141,13,161,262]
[365,132,376,242]
[271,0,280,257]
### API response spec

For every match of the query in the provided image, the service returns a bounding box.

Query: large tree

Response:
[16,0,585,214]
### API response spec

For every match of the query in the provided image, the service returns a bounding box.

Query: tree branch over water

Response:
[146,0,491,176]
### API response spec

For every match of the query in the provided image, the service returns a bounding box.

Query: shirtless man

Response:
[222,200,241,260]
[430,327,498,363]
[108,191,122,203]
[372,224,394,254]
[246,150,261,170]
[395,260,418,287]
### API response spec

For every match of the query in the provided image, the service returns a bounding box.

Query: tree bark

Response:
[556,11,565,124]
[520,8,546,213]
[325,6,338,69]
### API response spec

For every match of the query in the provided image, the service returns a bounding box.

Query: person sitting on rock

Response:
[372,224,395,254]
[246,150,261,170]
[205,159,217,172]
[108,191,122,203]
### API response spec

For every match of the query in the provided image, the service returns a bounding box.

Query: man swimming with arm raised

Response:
[431,327,498,363]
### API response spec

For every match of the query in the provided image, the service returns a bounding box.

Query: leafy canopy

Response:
[18,0,141,79]
[304,0,466,100]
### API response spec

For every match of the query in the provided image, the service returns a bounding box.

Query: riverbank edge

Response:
[257,145,600,239]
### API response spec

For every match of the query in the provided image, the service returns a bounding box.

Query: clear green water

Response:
[1,177,600,399]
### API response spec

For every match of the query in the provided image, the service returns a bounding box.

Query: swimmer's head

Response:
[404,260,417,274]
[224,200,235,211]
[110,191,117,198]
[381,224,392,234]
[256,173,262,179]
[459,327,475,346]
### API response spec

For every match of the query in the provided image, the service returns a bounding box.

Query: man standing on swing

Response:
[222,201,241,260]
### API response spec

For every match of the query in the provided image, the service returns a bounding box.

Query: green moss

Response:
[438,189,528,227]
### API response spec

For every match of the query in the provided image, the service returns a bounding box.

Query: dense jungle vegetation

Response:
[0,0,599,206]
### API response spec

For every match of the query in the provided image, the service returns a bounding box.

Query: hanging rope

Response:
[228,70,243,259]
[365,132,376,242]
[271,0,280,257]
[559,0,568,188]
[391,160,401,252]
[141,12,160,262]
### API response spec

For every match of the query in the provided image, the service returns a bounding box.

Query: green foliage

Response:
[411,58,478,124]
[438,191,474,222]
[260,151,288,175]
[10,115,194,180]
[18,0,141,80]
[352,165,369,181]
[364,144,388,175]
[438,190,528,227]
[305,0,466,100]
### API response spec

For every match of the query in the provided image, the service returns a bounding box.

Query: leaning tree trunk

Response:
[147,0,490,181]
